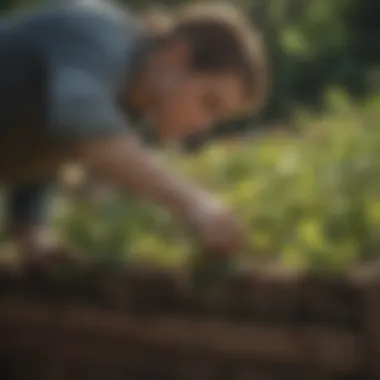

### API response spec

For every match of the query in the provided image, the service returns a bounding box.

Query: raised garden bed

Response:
[0,260,379,380]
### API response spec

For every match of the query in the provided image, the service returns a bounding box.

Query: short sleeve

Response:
[43,6,139,144]
[48,64,128,143]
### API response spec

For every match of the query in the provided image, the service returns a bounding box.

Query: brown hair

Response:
[140,2,268,112]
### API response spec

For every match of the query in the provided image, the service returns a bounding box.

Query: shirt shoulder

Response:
[5,1,143,82]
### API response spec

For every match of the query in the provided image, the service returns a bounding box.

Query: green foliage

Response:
[55,93,380,273]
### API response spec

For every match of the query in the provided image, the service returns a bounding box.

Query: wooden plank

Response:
[350,267,380,378]
[0,298,363,373]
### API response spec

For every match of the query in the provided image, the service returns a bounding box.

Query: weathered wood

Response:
[0,299,364,372]
[0,264,378,379]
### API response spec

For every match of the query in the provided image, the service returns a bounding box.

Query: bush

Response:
[54,91,380,273]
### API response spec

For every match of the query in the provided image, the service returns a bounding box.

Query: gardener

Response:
[0,0,267,264]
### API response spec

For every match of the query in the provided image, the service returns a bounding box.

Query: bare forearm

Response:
[76,135,206,218]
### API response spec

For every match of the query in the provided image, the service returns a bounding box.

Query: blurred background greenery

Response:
[1,0,379,272]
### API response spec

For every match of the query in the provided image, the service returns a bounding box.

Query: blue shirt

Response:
[0,1,148,228]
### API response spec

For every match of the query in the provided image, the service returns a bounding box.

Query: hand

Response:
[184,194,246,257]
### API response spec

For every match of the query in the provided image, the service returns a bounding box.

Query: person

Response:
[0,0,267,265]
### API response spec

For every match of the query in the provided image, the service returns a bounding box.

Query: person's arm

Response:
[44,8,207,220]
[42,8,245,255]
[75,134,206,219]
[48,62,205,219]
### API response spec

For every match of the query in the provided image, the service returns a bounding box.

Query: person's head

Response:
[137,2,268,141]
